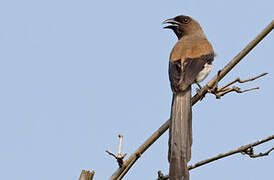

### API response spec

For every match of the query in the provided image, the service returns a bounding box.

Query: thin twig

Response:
[208,72,268,98]
[157,171,169,180]
[118,134,123,156]
[79,170,95,180]
[188,134,274,170]
[218,72,268,91]
[215,86,259,99]
[106,134,127,168]
[159,135,274,179]
[109,20,274,180]
[242,147,274,158]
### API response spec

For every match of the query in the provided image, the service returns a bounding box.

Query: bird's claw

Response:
[196,88,204,99]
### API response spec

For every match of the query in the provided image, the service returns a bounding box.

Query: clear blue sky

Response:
[0,0,273,179]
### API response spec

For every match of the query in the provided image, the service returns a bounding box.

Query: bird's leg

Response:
[207,70,221,95]
[195,81,204,97]
[195,82,202,89]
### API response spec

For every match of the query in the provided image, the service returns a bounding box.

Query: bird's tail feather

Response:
[168,86,192,180]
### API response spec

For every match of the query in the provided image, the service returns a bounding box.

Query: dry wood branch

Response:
[109,20,274,180]
[209,73,267,99]
[79,170,95,180]
[106,134,127,168]
[157,171,169,180]
[214,86,259,99]
[219,72,267,91]
[242,147,274,158]
[188,134,274,170]
[159,135,274,179]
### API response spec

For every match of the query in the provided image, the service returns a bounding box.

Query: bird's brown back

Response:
[170,35,213,62]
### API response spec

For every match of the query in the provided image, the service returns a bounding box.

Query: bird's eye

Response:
[182,18,189,24]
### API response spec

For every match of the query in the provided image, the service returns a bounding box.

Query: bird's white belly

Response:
[196,63,212,83]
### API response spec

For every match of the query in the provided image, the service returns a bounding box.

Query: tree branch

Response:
[214,86,259,98]
[158,135,274,179]
[106,134,127,168]
[79,170,95,180]
[218,72,268,91]
[108,20,274,180]
[188,135,274,170]
[241,147,274,158]
[157,171,169,180]
[209,73,267,99]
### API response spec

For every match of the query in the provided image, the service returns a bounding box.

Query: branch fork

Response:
[206,72,268,99]
[241,146,274,158]
[79,170,95,180]
[106,134,127,167]
[157,171,169,180]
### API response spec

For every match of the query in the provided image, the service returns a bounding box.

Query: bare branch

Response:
[159,135,274,179]
[118,134,123,156]
[219,72,268,91]
[215,86,260,99]
[109,20,274,180]
[188,134,274,170]
[242,147,274,158]
[79,170,95,180]
[208,73,268,99]
[157,171,169,180]
[106,150,119,159]
[106,134,127,168]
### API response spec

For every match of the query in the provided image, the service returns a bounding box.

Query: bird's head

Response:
[163,15,203,39]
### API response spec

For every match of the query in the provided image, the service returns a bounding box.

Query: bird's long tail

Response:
[168,86,192,180]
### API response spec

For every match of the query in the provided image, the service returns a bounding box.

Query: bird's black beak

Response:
[162,18,180,29]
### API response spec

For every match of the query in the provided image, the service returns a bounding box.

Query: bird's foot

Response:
[195,82,202,89]
[196,87,203,98]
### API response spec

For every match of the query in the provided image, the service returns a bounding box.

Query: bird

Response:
[163,15,214,180]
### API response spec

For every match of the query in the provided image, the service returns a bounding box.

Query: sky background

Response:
[0,0,273,180]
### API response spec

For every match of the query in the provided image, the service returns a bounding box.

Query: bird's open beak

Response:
[162,18,180,29]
